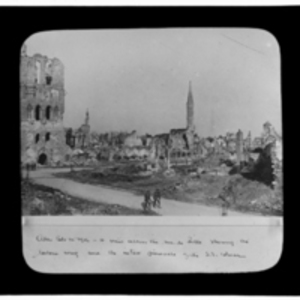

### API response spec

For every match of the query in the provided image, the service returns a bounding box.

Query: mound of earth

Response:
[219,174,282,215]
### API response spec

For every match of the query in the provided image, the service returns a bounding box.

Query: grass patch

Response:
[22,178,158,216]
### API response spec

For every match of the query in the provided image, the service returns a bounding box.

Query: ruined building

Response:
[123,130,143,148]
[95,81,199,165]
[64,110,91,150]
[74,110,91,148]
[20,44,70,166]
[168,81,197,159]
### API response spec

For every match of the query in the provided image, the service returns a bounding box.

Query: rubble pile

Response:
[52,122,282,216]
[22,179,71,215]
[217,174,281,215]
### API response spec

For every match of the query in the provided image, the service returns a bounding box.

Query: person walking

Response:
[218,183,234,216]
[142,190,152,212]
[153,188,161,208]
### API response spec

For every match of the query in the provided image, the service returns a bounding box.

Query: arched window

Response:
[35,134,40,144]
[46,75,52,85]
[35,61,41,84]
[45,132,51,142]
[46,106,52,120]
[45,60,52,85]
[35,105,41,121]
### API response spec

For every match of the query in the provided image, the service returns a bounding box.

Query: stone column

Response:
[40,106,45,123]
[247,131,252,150]
[236,129,243,171]
[108,149,114,162]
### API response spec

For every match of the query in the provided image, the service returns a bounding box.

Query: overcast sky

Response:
[24,28,281,137]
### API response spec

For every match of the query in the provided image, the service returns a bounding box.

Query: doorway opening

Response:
[38,153,47,165]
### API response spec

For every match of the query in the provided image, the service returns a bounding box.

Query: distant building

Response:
[20,43,70,166]
[168,81,196,155]
[65,127,76,149]
[123,130,143,147]
[148,81,198,164]
[74,110,91,148]
[97,81,199,164]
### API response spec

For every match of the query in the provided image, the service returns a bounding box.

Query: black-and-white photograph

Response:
[21,28,282,218]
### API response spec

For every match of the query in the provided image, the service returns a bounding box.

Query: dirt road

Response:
[26,167,259,216]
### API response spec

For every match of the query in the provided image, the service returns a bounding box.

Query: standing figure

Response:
[221,201,230,216]
[142,190,152,212]
[219,183,235,216]
[153,188,161,208]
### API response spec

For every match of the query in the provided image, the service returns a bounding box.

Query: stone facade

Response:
[20,44,70,166]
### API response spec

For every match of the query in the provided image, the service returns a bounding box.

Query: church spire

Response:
[187,81,195,131]
[85,109,89,125]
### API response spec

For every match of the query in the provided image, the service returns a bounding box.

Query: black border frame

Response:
[0,5,297,296]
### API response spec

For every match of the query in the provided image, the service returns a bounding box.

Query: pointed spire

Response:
[187,80,194,105]
[187,80,195,131]
[248,131,251,139]
[188,80,192,97]
[85,109,89,125]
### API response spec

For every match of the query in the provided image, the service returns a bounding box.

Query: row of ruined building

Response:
[66,121,282,167]
[20,46,282,192]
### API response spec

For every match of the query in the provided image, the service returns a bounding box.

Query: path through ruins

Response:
[26,168,261,217]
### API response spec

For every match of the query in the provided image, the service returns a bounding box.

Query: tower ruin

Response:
[20,43,70,166]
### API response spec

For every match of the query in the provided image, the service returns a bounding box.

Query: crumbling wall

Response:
[20,56,36,86]
[21,122,70,166]
[51,58,64,88]
[268,126,283,197]
[20,46,69,166]
[123,131,143,147]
